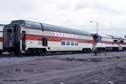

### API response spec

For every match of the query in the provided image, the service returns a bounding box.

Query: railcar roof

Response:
[0,24,4,26]
[42,23,91,36]
[101,35,123,40]
[11,20,92,36]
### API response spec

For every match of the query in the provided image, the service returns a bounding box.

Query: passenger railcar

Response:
[3,20,94,55]
[96,35,126,52]
[0,24,4,54]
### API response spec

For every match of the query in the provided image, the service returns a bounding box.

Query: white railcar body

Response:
[0,25,4,51]
[3,20,94,54]
[3,20,126,55]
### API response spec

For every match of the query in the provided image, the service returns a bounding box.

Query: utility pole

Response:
[90,21,98,35]
[90,21,99,55]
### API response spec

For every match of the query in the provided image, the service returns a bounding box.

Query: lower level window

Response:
[66,41,70,45]
[75,42,78,46]
[71,41,74,46]
[61,41,79,46]
[61,41,65,45]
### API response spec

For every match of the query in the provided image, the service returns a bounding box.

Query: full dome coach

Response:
[3,20,95,55]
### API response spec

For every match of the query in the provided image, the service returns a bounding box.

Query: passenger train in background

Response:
[95,35,126,52]
[0,24,4,54]
[1,20,126,55]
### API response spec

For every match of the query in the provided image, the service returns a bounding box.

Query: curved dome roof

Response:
[11,20,92,36]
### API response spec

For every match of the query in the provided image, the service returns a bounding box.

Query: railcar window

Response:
[11,21,25,26]
[66,41,70,45]
[7,29,13,39]
[61,41,79,46]
[71,41,74,46]
[61,41,65,45]
[75,42,78,46]
[25,21,42,29]
[120,40,124,43]
[114,40,117,43]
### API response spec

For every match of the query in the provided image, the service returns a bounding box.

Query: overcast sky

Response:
[0,0,126,37]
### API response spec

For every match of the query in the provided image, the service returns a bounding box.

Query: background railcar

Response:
[119,38,126,51]
[0,24,4,54]
[95,36,125,52]
[3,20,94,55]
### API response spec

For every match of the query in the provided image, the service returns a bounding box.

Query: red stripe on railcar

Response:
[0,37,3,42]
[25,34,95,44]
[24,34,126,45]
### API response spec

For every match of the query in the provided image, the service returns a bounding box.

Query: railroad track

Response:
[0,51,125,66]
[1,51,126,58]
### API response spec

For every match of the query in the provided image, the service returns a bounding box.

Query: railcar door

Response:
[3,25,20,52]
[42,38,48,46]
[22,31,26,51]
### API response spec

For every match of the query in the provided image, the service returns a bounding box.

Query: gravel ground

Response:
[0,53,126,84]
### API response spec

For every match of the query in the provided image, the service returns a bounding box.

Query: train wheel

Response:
[36,49,40,56]
[26,49,33,56]
[39,49,43,56]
